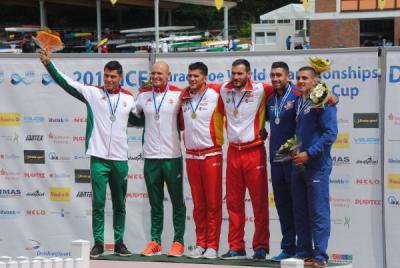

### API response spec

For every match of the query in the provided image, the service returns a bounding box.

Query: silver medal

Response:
[110,115,116,122]
[155,113,160,120]
[275,117,280,125]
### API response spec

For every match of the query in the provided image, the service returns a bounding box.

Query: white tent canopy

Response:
[260,4,309,22]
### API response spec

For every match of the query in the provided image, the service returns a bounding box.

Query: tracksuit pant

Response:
[186,154,223,250]
[91,156,128,244]
[226,145,270,251]
[144,157,186,245]
[271,162,296,255]
[291,166,331,263]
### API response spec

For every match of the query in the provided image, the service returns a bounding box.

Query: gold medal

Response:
[191,112,197,119]
[233,108,239,117]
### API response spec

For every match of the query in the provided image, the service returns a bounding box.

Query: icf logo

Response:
[11,71,35,85]
[41,73,54,85]
[25,239,41,251]
[388,195,400,206]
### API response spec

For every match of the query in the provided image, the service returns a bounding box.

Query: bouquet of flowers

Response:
[309,56,332,73]
[140,80,153,89]
[310,82,331,108]
[274,137,301,162]
[33,28,63,53]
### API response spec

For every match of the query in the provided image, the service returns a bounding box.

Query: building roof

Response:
[3,0,237,9]
[260,3,309,21]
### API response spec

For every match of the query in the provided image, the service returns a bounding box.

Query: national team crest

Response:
[285,100,294,110]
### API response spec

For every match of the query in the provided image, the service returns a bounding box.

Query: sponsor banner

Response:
[0,52,384,267]
[384,49,400,268]
[353,113,379,128]
[24,150,45,164]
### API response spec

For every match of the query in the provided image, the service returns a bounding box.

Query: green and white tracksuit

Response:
[45,62,136,244]
[134,85,186,245]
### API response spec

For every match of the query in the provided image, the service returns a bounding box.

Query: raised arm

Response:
[39,51,86,102]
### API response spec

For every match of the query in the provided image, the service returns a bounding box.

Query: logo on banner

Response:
[0,113,21,126]
[338,117,350,125]
[353,137,380,145]
[26,210,47,216]
[332,156,350,166]
[73,155,90,160]
[26,135,44,142]
[353,113,379,128]
[329,254,353,262]
[24,172,46,179]
[330,175,350,185]
[25,239,71,257]
[125,192,148,199]
[23,115,45,124]
[128,173,144,180]
[333,133,350,149]
[355,156,378,165]
[41,73,54,85]
[75,169,91,183]
[388,174,400,189]
[48,152,70,161]
[48,116,69,124]
[0,189,21,198]
[26,190,45,197]
[128,153,144,161]
[330,196,351,208]
[0,208,21,218]
[354,199,382,206]
[128,135,142,143]
[355,178,380,185]
[388,112,400,125]
[72,136,85,142]
[24,150,45,164]
[73,117,87,123]
[0,71,4,84]
[11,71,34,85]
[0,153,20,160]
[332,216,351,229]
[76,191,92,198]
[48,132,69,144]
[49,172,71,179]
[0,169,21,180]
[49,187,71,202]
[388,156,400,164]
[387,195,400,206]
[50,208,71,218]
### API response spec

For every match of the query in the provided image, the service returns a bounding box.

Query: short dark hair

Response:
[297,66,316,77]
[271,61,289,74]
[188,62,208,76]
[104,61,123,75]
[232,59,251,72]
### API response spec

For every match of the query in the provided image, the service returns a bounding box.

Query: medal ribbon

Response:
[232,90,248,111]
[296,96,311,121]
[152,85,169,115]
[274,84,292,120]
[104,88,120,120]
[189,87,208,115]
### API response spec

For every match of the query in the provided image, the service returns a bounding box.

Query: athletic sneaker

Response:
[168,241,184,257]
[220,249,247,260]
[188,246,205,258]
[114,241,132,256]
[203,248,218,259]
[271,251,295,262]
[294,256,314,266]
[141,241,162,256]
[253,248,268,260]
[313,259,328,268]
[90,242,104,258]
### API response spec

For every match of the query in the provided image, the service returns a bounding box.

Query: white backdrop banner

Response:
[0,50,383,268]
[384,48,400,268]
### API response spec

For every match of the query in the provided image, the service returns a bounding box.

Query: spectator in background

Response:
[22,35,36,53]
[286,35,292,50]
[85,39,93,53]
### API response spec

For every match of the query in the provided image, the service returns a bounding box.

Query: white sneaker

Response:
[203,248,218,259]
[188,246,205,258]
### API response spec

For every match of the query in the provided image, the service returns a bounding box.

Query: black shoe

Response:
[220,249,247,259]
[253,248,268,260]
[115,241,132,256]
[90,242,104,257]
